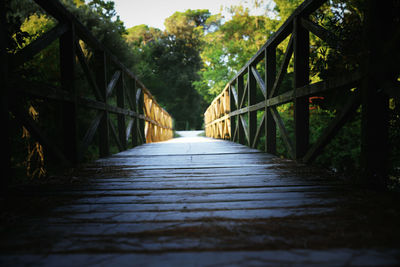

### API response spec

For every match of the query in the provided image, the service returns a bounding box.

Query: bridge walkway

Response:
[1,131,400,266]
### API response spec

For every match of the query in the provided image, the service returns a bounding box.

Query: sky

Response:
[112,0,271,30]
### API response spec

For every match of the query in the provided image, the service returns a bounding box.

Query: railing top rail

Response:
[33,0,153,94]
[204,83,230,116]
[204,0,399,189]
[6,0,173,168]
[227,0,326,86]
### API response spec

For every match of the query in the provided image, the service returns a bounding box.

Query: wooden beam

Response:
[136,88,142,105]
[266,72,362,107]
[248,65,257,147]
[117,72,127,150]
[125,80,135,111]
[251,112,265,149]
[303,94,361,163]
[251,66,266,98]
[265,46,276,154]
[204,114,230,127]
[270,107,294,159]
[269,34,293,98]
[239,81,248,109]
[94,50,110,157]
[240,115,249,144]
[109,117,123,151]
[227,0,326,86]
[77,96,136,117]
[75,40,103,101]
[137,86,145,144]
[230,85,238,108]
[360,0,392,188]
[59,24,79,164]
[80,111,103,159]
[131,82,139,147]
[14,80,74,102]
[106,70,121,98]
[293,17,310,160]
[301,18,339,49]
[229,101,265,116]
[11,23,69,69]
[126,118,134,142]
[229,85,236,142]
[232,117,238,142]
[237,76,246,145]
[12,106,69,166]
[1,1,11,190]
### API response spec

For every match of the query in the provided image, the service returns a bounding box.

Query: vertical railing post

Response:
[59,23,79,164]
[131,80,139,147]
[265,46,276,154]
[293,16,310,160]
[237,76,246,145]
[248,65,257,147]
[360,0,392,188]
[1,0,11,190]
[94,50,110,157]
[117,71,127,150]
[229,84,236,142]
[138,86,145,144]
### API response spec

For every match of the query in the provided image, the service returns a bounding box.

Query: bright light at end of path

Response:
[169,131,220,143]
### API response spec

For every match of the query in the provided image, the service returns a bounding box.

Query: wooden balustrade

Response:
[143,90,173,143]
[204,85,231,139]
[2,0,173,170]
[204,0,400,187]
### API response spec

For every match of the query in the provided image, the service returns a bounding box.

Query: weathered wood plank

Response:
[3,250,399,266]
[2,131,400,266]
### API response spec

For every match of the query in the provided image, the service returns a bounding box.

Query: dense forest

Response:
[5,0,400,186]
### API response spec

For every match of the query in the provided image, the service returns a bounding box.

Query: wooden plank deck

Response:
[1,131,400,266]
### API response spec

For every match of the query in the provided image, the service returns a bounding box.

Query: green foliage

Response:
[195,6,278,102]
[125,25,162,46]
[127,9,210,129]
[7,0,400,185]
[273,0,303,22]
[164,9,212,44]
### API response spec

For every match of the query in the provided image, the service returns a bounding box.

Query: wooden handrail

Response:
[5,0,173,166]
[204,0,398,187]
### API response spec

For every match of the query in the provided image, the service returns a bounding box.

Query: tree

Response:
[125,24,162,46]
[195,5,278,102]
[127,10,212,129]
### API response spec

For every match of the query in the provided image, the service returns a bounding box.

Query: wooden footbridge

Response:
[1,0,400,265]
[1,131,400,266]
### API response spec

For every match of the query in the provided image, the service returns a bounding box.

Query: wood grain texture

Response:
[1,131,399,266]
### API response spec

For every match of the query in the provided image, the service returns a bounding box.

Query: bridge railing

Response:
[204,0,400,186]
[204,86,230,139]
[4,0,173,167]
